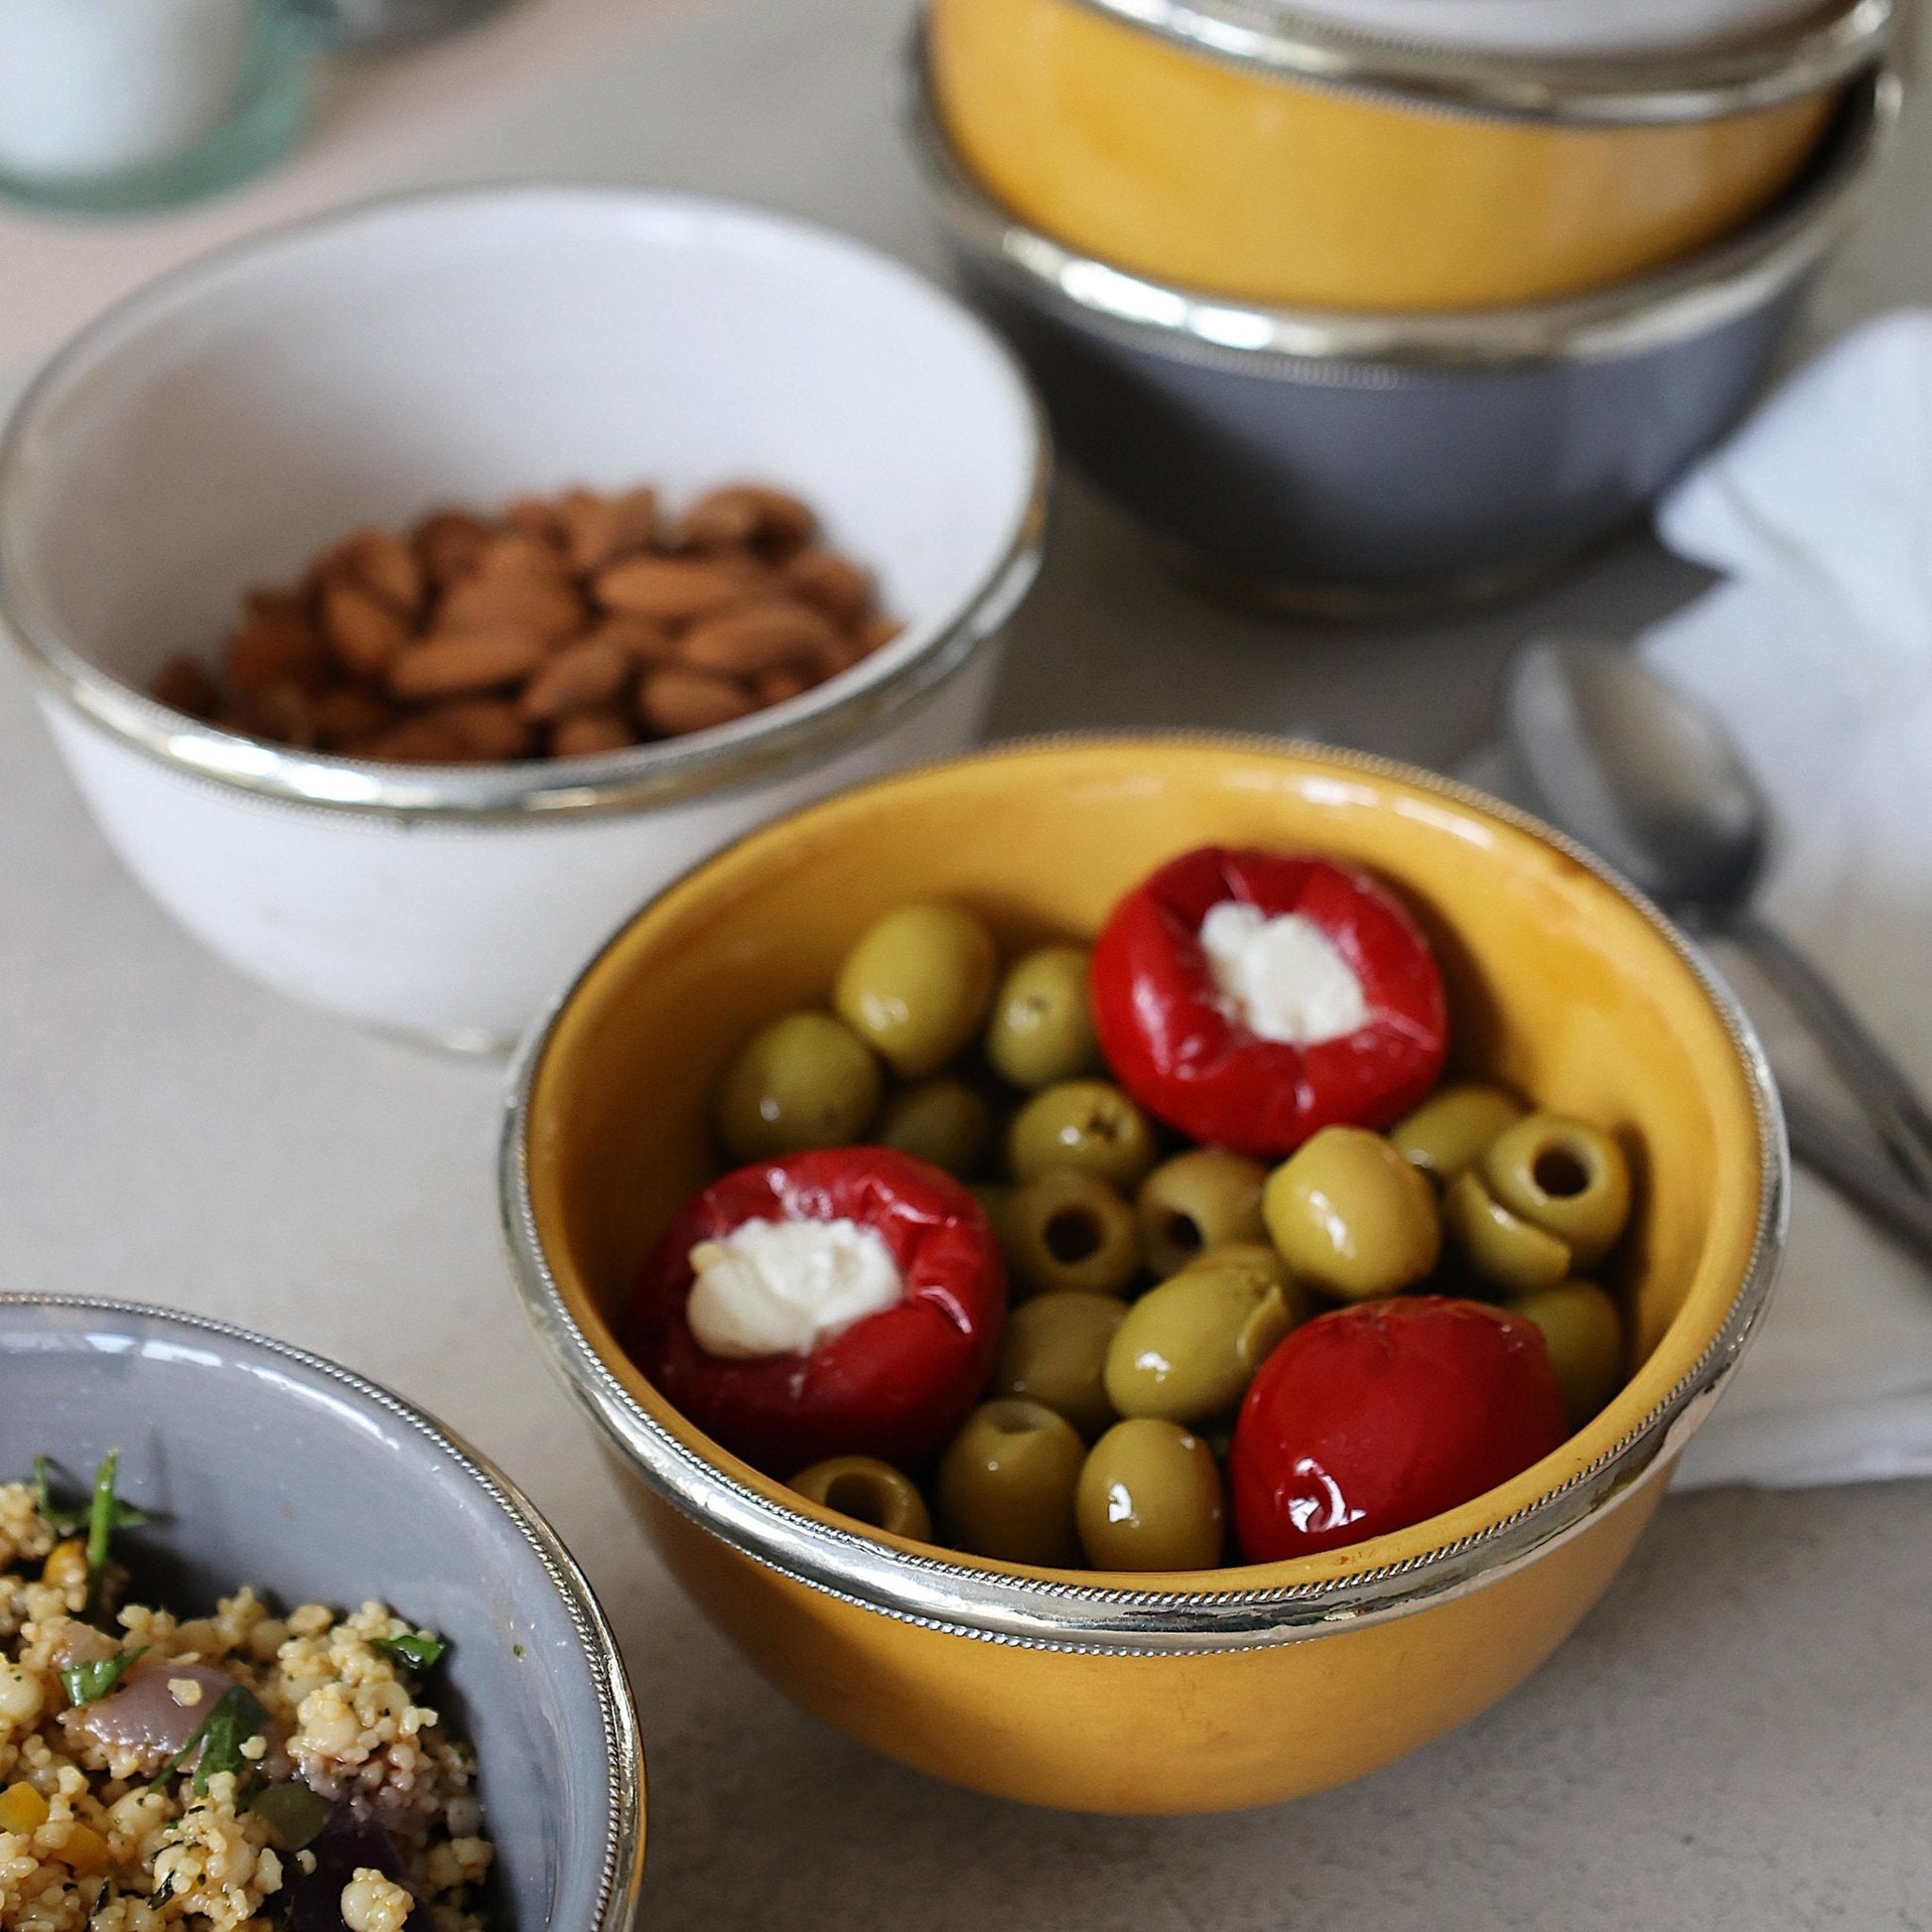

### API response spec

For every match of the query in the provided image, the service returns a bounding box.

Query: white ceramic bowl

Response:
[0,188,1047,1047]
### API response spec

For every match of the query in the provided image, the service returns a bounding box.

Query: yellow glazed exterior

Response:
[513,739,1778,1814]
[928,0,1839,310]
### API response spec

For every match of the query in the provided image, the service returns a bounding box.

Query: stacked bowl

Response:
[911,0,1899,611]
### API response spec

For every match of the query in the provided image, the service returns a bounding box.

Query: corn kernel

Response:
[42,1540,88,1593]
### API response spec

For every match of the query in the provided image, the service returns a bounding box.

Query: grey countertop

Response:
[3,0,1930,1924]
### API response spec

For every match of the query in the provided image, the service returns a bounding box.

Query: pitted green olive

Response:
[1182,1242,1311,1327]
[1076,1420,1226,1572]
[1482,1114,1633,1267]
[1135,1150,1269,1278]
[985,945,1101,1090]
[1390,1083,1525,1185]
[715,1011,882,1162]
[1507,1281,1625,1428]
[879,1078,995,1178]
[937,1399,1085,1567]
[1003,1169,1141,1299]
[1262,1126,1441,1300]
[1444,1170,1573,1292]
[789,1455,933,1543]
[833,901,997,1077]
[992,1292,1128,1439]
[1009,1080,1159,1190]
[1103,1262,1296,1425]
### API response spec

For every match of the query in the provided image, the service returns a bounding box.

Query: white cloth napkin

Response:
[1622,313,1932,1488]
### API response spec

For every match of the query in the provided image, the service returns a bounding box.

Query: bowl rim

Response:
[908,52,1897,368]
[1056,0,1892,126]
[0,1291,648,1927]
[0,183,1050,824]
[498,732,1790,1658]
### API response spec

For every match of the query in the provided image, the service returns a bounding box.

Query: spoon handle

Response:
[1730,909,1932,1200]
[1783,1088,1932,1272]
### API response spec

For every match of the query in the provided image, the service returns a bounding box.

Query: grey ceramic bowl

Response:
[908,56,1896,615]
[0,1296,645,1932]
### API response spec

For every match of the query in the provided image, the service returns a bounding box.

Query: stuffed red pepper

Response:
[625,1146,1006,1476]
[1228,1296,1568,1562]
[1090,845,1448,1158]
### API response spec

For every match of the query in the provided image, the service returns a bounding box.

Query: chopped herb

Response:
[511,1643,524,1659]
[148,1684,269,1796]
[82,1450,145,1619]
[62,1646,147,1707]
[370,1629,446,1672]
[33,1453,147,1542]
[151,1874,176,1907]
[247,1779,333,1851]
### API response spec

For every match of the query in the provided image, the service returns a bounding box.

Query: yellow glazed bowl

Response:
[928,0,1841,310]
[503,738,1785,1814]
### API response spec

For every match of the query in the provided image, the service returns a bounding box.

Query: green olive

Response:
[1182,1242,1312,1327]
[985,945,1101,1090]
[1262,1126,1441,1301]
[1390,1083,1525,1185]
[833,901,997,1078]
[1003,1168,1141,1299]
[1443,1170,1573,1292]
[937,1399,1085,1567]
[991,1292,1128,1439]
[1507,1281,1625,1429]
[714,1011,882,1162]
[1103,1262,1296,1425]
[1008,1080,1159,1189]
[1075,1420,1225,1572]
[1482,1114,1633,1267]
[1135,1150,1268,1278]
[879,1078,996,1179]
[789,1455,932,1542]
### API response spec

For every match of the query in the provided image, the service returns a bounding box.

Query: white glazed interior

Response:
[2,187,1037,741]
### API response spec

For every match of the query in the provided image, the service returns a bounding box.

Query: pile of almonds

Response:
[149,483,900,763]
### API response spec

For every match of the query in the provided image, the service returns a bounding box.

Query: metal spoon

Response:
[1503,635,1932,1206]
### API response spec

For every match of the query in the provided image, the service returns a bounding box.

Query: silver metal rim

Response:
[0,183,1051,824]
[0,1292,646,1929]
[497,732,1790,1658]
[1064,0,1891,124]
[908,54,1896,369]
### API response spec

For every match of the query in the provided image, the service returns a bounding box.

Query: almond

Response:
[519,637,633,723]
[150,653,219,720]
[389,627,549,700]
[678,599,838,676]
[503,496,567,546]
[432,697,536,761]
[246,682,319,750]
[677,484,816,556]
[321,527,423,618]
[781,548,873,627]
[560,487,657,574]
[435,568,586,643]
[227,608,329,696]
[413,510,493,589]
[359,714,474,763]
[585,613,679,666]
[550,709,636,759]
[321,579,411,680]
[594,556,762,623]
[312,687,397,750]
[638,666,756,736]
[754,664,813,708]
